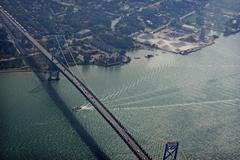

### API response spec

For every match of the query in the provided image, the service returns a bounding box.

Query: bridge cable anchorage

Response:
[0,7,152,160]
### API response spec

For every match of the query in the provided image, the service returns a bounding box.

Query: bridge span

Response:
[0,6,151,160]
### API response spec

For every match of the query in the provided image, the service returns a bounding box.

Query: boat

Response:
[134,57,141,59]
[144,54,154,58]
[72,106,82,112]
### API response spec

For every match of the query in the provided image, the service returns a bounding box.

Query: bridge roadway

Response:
[0,6,151,160]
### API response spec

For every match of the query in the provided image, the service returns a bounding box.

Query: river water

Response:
[1,33,240,160]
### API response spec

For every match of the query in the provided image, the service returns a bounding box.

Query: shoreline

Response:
[0,32,237,72]
[0,67,32,74]
[0,56,131,72]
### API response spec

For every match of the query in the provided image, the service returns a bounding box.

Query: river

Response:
[1,33,240,160]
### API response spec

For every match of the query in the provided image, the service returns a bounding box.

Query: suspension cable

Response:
[62,35,89,86]
[55,35,72,72]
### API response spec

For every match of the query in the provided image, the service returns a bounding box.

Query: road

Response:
[0,6,151,160]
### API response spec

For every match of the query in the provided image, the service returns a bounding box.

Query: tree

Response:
[0,27,8,40]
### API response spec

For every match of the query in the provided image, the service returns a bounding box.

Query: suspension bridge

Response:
[0,6,180,160]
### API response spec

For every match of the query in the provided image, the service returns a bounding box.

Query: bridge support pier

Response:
[48,51,61,81]
[163,141,179,160]
[48,69,60,81]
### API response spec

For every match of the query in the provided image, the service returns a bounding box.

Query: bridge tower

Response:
[48,51,61,81]
[163,141,179,160]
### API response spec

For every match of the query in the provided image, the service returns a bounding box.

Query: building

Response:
[182,24,198,33]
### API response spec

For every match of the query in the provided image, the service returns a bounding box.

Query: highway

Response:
[0,6,151,160]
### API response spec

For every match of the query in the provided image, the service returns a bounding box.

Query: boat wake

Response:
[111,98,240,111]
[81,104,94,110]
[72,104,94,112]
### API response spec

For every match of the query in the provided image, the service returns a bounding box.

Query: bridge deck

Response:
[0,6,151,160]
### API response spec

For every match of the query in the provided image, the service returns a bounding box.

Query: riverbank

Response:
[72,54,131,67]
[0,66,32,73]
[0,54,131,72]
[224,30,240,37]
